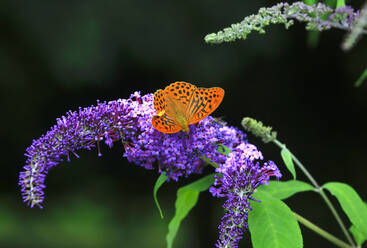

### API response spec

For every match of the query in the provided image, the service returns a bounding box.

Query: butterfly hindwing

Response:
[152,114,182,133]
[186,87,224,125]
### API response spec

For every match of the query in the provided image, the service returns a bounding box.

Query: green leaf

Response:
[153,173,168,219]
[249,190,303,248]
[323,182,367,237]
[216,144,232,156]
[350,202,367,246]
[201,155,219,168]
[355,67,367,87]
[303,0,316,4]
[166,174,215,248]
[350,225,367,246]
[257,180,314,200]
[280,148,296,179]
[166,190,198,248]
[324,0,337,7]
[336,0,346,8]
[180,174,215,192]
[201,144,232,168]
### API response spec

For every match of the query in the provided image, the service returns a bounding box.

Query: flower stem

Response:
[201,155,219,168]
[294,212,352,248]
[271,138,356,247]
[272,139,319,187]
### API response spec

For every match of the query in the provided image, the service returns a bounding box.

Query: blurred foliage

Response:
[0,197,171,248]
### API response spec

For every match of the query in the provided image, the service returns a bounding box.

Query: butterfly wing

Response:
[152,82,196,133]
[152,114,182,133]
[162,82,197,132]
[186,87,224,125]
[153,89,166,115]
[163,82,197,114]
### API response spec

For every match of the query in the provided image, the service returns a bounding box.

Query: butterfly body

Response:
[152,82,224,134]
[165,94,190,132]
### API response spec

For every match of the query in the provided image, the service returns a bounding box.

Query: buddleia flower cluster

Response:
[19,91,281,248]
[122,94,245,181]
[205,1,361,44]
[19,92,245,208]
[210,143,281,248]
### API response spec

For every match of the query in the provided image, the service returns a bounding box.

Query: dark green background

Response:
[1,0,367,247]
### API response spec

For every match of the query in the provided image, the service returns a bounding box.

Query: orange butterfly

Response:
[152,82,225,133]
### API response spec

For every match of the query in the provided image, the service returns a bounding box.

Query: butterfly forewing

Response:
[152,114,182,133]
[164,82,196,107]
[186,87,224,125]
[153,89,166,114]
[163,82,197,118]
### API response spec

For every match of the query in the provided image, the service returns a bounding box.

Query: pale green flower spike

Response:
[241,117,277,143]
[342,2,367,51]
[205,2,362,44]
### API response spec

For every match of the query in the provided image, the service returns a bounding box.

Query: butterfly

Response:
[152,82,225,133]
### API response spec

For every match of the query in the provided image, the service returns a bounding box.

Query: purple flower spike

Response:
[210,143,281,248]
[19,95,139,208]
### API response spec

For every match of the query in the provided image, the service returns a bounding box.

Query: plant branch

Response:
[294,212,352,248]
[272,138,356,247]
